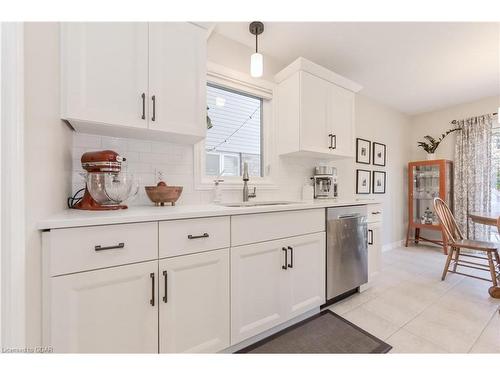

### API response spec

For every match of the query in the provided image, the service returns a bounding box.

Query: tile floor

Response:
[329,244,500,353]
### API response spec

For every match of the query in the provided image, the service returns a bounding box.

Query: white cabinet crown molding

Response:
[274,57,363,93]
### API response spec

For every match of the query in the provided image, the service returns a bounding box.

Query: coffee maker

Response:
[311,166,338,199]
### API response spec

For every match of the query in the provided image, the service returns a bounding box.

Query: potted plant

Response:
[417,127,461,160]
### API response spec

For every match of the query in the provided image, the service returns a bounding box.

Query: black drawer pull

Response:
[141,93,146,120]
[371,211,382,215]
[368,229,374,245]
[150,272,155,306]
[187,233,209,240]
[163,271,168,303]
[287,246,294,268]
[95,242,125,251]
[151,95,156,121]
[282,247,288,270]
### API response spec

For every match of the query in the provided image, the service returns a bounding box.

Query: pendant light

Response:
[249,21,264,78]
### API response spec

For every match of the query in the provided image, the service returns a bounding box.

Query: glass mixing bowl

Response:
[85,172,138,205]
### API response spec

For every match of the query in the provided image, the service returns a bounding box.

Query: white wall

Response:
[332,95,412,247]
[24,23,73,347]
[410,95,500,161]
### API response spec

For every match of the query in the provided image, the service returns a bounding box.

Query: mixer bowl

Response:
[86,172,138,205]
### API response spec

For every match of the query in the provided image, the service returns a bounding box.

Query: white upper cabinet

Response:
[61,23,149,130]
[275,57,361,159]
[61,22,207,143]
[149,23,206,140]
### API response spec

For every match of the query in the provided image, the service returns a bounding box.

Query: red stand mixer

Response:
[71,150,137,210]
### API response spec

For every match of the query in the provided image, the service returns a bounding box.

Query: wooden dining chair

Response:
[433,198,500,294]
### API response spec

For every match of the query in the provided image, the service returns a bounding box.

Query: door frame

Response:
[0,22,26,349]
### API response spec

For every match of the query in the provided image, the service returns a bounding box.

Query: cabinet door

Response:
[299,71,332,154]
[329,83,355,157]
[158,249,230,353]
[286,232,326,319]
[149,23,206,140]
[367,224,382,280]
[231,240,288,344]
[50,261,158,353]
[61,23,149,129]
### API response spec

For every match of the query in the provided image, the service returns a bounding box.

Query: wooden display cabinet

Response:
[405,159,453,254]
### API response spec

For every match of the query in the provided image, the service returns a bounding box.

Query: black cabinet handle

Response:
[141,93,145,120]
[371,211,382,215]
[287,246,294,268]
[150,273,155,306]
[163,271,168,303]
[151,95,156,122]
[187,233,209,240]
[282,247,288,270]
[328,134,333,149]
[95,242,124,251]
[331,134,337,150]
[368,229,374,245]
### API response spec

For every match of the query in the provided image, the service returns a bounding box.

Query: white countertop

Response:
[38,199,381,230]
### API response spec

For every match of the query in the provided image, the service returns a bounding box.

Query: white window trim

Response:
[194,62,279,191]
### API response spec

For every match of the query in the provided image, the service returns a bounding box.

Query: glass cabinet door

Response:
[412,164,440,225]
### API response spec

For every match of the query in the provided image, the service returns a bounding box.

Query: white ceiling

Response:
[212,22,500,114]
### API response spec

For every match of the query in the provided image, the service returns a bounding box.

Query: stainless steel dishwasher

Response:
[325,205,368,304]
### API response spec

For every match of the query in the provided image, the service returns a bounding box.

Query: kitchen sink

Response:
[219,201,302,208]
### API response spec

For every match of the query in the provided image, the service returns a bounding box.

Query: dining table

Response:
[468,211,500,298]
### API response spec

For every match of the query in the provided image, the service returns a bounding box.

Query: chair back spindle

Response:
[433,197,463,243]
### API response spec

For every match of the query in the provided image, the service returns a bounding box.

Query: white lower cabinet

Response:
[158,249,230,353]
[230,239,288,344]
[367,223,382,280]
[287,233,326,319]
[230,232,325,345]
[50,261,159,353]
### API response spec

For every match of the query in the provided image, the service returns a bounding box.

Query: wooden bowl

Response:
[145,184,183,206]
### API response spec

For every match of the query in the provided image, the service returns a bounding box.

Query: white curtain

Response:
[454,114,494,240]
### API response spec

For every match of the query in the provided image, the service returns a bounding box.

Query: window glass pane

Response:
[206,84,262,177]
[223,154,239,176]
[206,153,220,176]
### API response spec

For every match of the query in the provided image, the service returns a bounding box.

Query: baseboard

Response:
[382,239,405,252]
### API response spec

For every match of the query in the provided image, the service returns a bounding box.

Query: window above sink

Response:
[194,62,279,191]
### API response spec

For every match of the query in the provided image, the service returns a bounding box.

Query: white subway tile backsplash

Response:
[71,132,318,206]
[74,133,101,148]
[127,139,152,153]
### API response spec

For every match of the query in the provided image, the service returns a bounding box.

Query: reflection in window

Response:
[206,84,263,177]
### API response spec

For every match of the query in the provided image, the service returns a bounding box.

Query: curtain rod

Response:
[451,112,498,125]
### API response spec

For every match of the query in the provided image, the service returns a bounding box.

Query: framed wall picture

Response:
[373,142,386,166]
[373,171,386,194]
[356,169,371,194]
[356,138,371,164]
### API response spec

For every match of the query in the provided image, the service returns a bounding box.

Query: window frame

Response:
[194,62,278,191]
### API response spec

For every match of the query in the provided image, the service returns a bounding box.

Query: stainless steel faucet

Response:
[242,162,257,202]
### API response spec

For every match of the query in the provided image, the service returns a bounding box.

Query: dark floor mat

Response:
[237,310,392,354]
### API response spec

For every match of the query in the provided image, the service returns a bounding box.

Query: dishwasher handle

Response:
[338,214,362,219]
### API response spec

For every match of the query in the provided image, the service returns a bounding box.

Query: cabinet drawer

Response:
[49,222,158,276]
[367,204,383,223]
[231,209,325,246]
[159,217,230,258]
